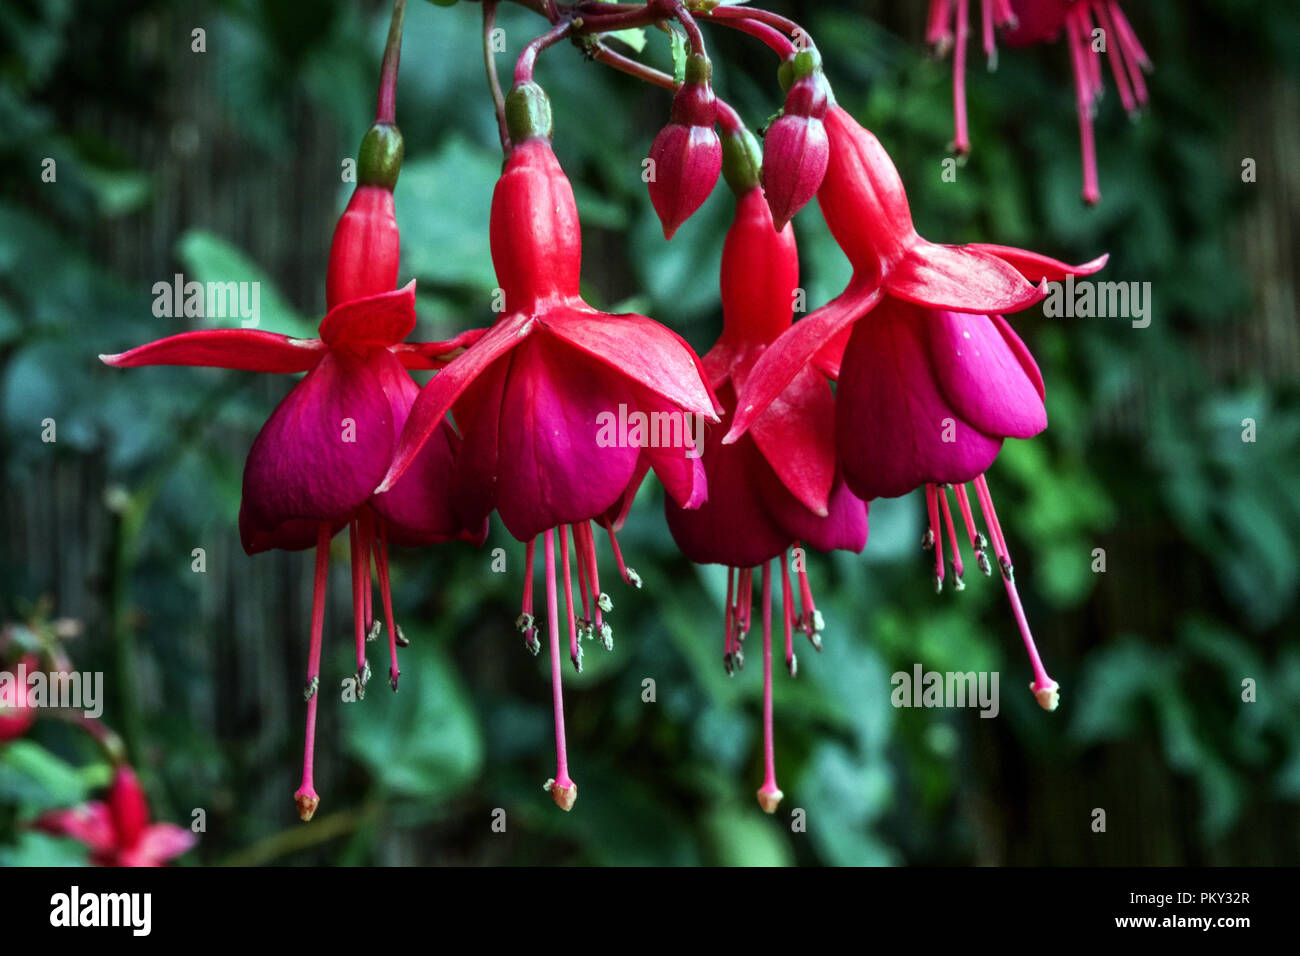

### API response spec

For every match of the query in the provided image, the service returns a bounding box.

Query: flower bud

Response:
[647,53,722,240]
[762,50,832,230]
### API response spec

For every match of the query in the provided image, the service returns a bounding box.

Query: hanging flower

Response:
[379,82,720,810]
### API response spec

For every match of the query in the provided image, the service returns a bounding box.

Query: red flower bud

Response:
[647,54,721,239]
[762,51,831,230]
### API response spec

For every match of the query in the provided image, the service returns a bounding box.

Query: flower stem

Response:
[483,1,510,151]
[375,0,407,124]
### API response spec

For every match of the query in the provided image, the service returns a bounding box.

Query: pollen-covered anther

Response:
[625,567,643,590]
[599,622,613,651]
[951,564,966,591]
[366,620,381,643]
[723,652,735,677]
[921,528,935,551]
[302,676,319,702]
[977,551,993,576]
[516,612,535,634]
[810,609,824,633]
[733,647,745,671]
[394,625,409,647]
[356,659,372,698]
[294,789,320,823]
[756,785,784,814]
[543,778,578,812]
[1033,680,1061,712]
[597,592,613,613]
[787,653,798,678]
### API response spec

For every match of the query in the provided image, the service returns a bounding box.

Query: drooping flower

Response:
[928,0,1151,202]
[647,52,723,239]
[34,765,196,867]
[726,105,1107,710]
[380,82,720,810]
[666,128,867,812]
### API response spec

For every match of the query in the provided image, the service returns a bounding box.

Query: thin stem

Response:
[708,4,807,47]
[483,1,510,151]
[704,12,794,58]
[376,0,407,124]
[515,17,577,85]
[673,2,705,55]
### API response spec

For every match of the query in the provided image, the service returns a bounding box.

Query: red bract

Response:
[726,105,1108,711]
[35,766,195,867]
[647,53,723,239]
[762,48,831,229]
[666,165,867,812]
[380,84,720,810]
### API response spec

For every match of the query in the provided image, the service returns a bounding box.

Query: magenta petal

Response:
[239,511,341,555]
[725,279,882,444]
[241,351,392,541]
[366,350,474,544]
[992,314,1046,401]
[887,243,1045,314]
[543,306,721,419]
[631,384,709,511]
[757,469,869,555]
[317,282,417,349]
[665,431,790,568]
[836,300,1002,500]
[380,312,532,491]
[925,310,1047,440]
[448,352,510,534]
[494,337,640,541]
[745,364,836,517]
[100,330,325,373]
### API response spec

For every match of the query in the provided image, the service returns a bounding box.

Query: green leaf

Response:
[176,231,317,339]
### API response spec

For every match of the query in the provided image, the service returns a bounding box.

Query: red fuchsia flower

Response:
[0,655,39,741]
[34,765,195,867]
[665,127,867,812]
[726,103,1108,712]
[379,81,720,811]
[647,52,722,239]
[101,8,487,819]
[929,0,1151,203]
[762,45,832,230]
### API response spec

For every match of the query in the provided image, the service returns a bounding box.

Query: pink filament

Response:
[559,525,580,670]
[296,523,331,806]
[373,521,400,690]
[926,483,945,589]
[781,555,795,673]
[759,561,779,798]
[938,485,965,581]
[952,0,971,154]
[543,529,574,789]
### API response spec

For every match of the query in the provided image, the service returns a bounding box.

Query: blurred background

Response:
[1,0,1298,866]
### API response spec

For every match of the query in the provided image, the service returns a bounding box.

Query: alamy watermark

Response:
[0,662,103,719]
[152,273,260,328]
[891,664,1000,718]
[1042,273,1151,328]
[595,404,704,458]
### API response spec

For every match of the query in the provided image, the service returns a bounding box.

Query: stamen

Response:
[938,485,966,589]
[756,561,783,813]
[795,561,823,650]
[1067,6,1102,204]
[724,566,736,676]
[925,484,945,592]
[348,520,369,699]
[541,528,578,810]
[572,524,594,643]
[781,555,796,677]
[372,520,400,691]
[1107,0,1150,104]
[560,525,581,673]
[951,0,971,154]
[359,511,376,642]
[577,522,612,648]
[993,0,1016,29]
[294,522,331,822]
[737,567,753,640]
[973,474,1059,712]
[517,537,540,655]
[603,520,641,589]
[953,483,991,575]
[1092,0,1135,113]
[980,0,996,69]
[927,0,953,52]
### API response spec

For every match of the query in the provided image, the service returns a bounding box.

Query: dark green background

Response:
[1,0,1298,865]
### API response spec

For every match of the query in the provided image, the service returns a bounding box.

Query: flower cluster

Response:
[102,0,1124,818]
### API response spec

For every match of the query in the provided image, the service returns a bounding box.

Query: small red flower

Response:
[35,766,196,867]
[762,47,832,229]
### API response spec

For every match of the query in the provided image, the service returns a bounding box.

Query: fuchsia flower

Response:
[35,766,195,867]
[102,109,485,819]
[647,52,723,239]
[727,104,1108,711]
[666,128,867,812]
[928,0,1151,202]
[380,82,720,810]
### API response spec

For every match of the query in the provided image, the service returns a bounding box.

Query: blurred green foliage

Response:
[1,0,1298,866]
